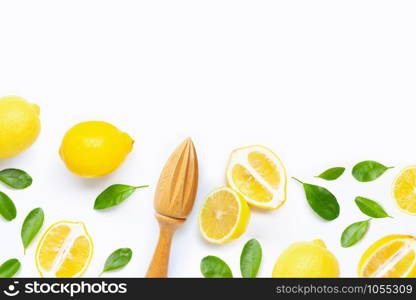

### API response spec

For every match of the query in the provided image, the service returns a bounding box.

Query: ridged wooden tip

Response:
[154,138,199,219]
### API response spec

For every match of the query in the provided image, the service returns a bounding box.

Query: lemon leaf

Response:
[201,256,233,278]
[341,219,370,247]
[0,259,20,278]
[21,208,44,252]
[0,168,32,189]
[355,196,392,218]
[292,178,340,221]
[102,248,132,274]
[352,161,393,182]
[0,191,16,221]
[240,239,262,278]
[94,184,149,210]
[315,167,345,181]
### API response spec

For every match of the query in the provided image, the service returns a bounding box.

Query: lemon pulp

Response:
[392,166,416,215]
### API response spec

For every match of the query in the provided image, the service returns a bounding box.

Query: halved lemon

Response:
[199,186,250,244]
[35,221,93,278]
[226,145,287,209]
[358,235,416,278]
[392,165,416,215]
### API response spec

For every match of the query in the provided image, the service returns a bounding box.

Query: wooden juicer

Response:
[146,138,199,277]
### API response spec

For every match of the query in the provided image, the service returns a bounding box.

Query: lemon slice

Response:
[358,235,416,278]
[226,145,287,209]
[35,221,93,278]
[199,186,250,244]
[392,165,416,215]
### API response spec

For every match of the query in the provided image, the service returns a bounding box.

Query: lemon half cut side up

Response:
[199,186,250,244]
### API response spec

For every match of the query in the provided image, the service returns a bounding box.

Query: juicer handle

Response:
[145,213,184,278]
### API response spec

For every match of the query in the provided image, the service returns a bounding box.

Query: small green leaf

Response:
[0,259,21,278]
[240,239,262,278]
[0,191,17,221]
[315,167,345,181]
[0,168,32,189]
[341,219,370,247]
[352,161,393,182]
[21,208,44,253]
[94,184,149,210]
[201,256,233,278]
[102,248,133,274]
[292,177,340,221]
[355,196,391,218]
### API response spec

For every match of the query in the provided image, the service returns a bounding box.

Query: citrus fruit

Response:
[358,234,416,278]
[392,166,416,215]
[0,96,40,159]
[272,239,340,278]
[226,145,286,209]
[59,121,133,177]
[199,186,250,244]
[35,221,93,278]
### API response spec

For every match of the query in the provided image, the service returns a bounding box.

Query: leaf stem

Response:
[291,177,304,184]
[134,185,149,189]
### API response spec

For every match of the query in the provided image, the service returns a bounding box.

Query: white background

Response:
[0,0,415,278]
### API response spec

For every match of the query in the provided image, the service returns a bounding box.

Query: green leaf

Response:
[0,168,32,189]
[0,191,17,221]
[200,256,233,278]
[21,208,44,252]
[240,239,262,278]
[355,196,391,218]
[315,167,345,181]
[341,219,370,247]
[352,161,393,182]
[94,184,149,210]
[0,259,21,278]
[102,248,133,274]
[292,178,340,221]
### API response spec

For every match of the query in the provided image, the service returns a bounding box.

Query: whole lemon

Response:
[59,121,133,177]
[272,239,340,278]
[0,96,41,159]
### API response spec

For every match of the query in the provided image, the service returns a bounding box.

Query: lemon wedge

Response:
[226,145,287,209]
[35,221,93,278]
[358,235,416,278]
[199,186,250,244]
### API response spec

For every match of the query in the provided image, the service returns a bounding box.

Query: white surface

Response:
[0,0,415,278]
